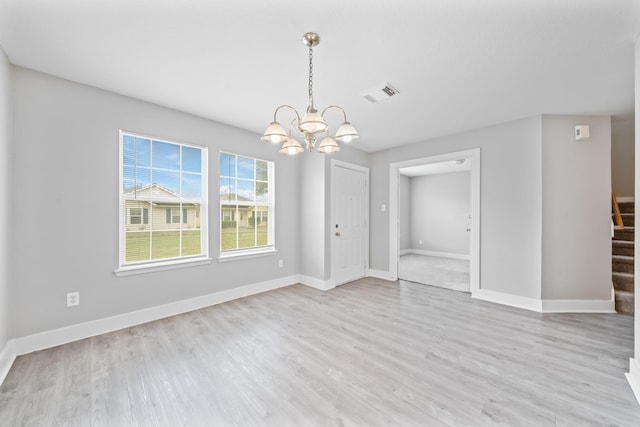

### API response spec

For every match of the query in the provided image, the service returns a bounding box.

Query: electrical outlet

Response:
[67,292,79,307]
[278,259,284,268]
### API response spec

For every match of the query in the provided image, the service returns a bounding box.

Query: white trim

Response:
[114,256,212,276]
[299,275,335,291]
[9,275,298,358]
[330,160,370,287]
[389,148,480,294]
[617,196,635,203]
[0,340,16,387]
[627,358,640,406]
[472,289,616,313]
[367,269,396,281]
[472,288,543,312]
[217,248,278,262]
[399,249,412,256]
[541,299,616,313]
[401,249,470,261]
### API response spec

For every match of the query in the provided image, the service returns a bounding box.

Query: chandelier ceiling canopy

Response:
[261,32,359,155]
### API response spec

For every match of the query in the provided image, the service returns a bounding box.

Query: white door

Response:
[332,164,367,285]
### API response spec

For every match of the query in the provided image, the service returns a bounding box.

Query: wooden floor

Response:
[1,278,639,426]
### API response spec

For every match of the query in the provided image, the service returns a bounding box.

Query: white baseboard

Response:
[403,249,470,261]
[473,289,616,314]
[473,288,543,312]
[627,358,640,406]
[9,275,298,359]
[299,275,334,291]
[0,340,16,387]
[399,249,411,256]
[541,298,616,313]
[367,269,396,281]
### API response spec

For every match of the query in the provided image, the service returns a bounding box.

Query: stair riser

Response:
[615,294,634,315]
[622,215,635,226]
[613,274,634,292]
[618,202,635,213]
[613,261,634,274]
[614,230,634,241]
[612,245,634,256]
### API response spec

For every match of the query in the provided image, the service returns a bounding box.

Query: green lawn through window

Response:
[126,230,201,262]
[221,226,268,250]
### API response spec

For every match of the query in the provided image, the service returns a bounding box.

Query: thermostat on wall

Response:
[575,125,590,141]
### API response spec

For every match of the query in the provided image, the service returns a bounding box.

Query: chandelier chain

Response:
[308,45,314,107]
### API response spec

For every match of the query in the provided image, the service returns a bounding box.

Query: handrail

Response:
[612,190,624,231]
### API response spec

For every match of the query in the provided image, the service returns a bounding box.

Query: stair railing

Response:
[612,190,624,231]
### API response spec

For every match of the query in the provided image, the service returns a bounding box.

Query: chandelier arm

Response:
[273,104,302,125]
[321,105,348,123]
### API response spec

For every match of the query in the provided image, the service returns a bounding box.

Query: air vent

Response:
[361,82,399,103]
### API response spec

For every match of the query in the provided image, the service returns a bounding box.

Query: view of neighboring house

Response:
[219,193,268,228]
[124,183,200,231]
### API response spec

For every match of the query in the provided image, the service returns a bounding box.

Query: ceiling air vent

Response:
[361,82,399,103]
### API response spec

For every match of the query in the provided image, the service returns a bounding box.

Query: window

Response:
[165,207,187,224]
[130,207,148,225]
[119,131,208,271]
[219,152,274,256]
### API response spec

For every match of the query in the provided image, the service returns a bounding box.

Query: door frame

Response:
[331,159,370,286]
[389,148,480,294]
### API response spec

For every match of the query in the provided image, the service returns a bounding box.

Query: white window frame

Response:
[115,130,211,276]
[218,151,276,261]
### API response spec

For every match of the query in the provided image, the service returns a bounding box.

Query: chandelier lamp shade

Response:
[261,32,359,155]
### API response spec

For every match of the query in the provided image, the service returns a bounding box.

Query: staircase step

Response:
[612,240,634,256]
[618,201,635,213]
[613,255,634,273]
[621,213,635,227]
[615,290,634,315]
[612,272,634,292]
[614,227,635,242]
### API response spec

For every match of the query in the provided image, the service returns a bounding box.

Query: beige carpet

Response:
[398,253,470,292]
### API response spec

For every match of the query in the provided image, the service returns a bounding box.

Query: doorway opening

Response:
[389,149,480,294]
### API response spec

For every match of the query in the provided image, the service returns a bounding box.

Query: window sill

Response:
[114,256,213,277]
[217,248,278,263]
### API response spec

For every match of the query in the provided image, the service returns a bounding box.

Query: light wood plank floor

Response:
[1,278,639,426]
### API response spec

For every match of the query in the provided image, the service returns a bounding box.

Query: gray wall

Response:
[611,117,635,198]
[399,175,411,251]
[370,116,543,298]
[10,67,301,337]
[300,153,326,280]
[0,46,11,352]
[541,115,612,300]
[410,172,470,256]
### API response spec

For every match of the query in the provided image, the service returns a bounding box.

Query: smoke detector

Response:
[361,82,399,103]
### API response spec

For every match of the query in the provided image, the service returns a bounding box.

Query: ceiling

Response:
[0,0,639,153]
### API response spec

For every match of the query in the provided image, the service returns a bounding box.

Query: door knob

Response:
[335,232,341,236]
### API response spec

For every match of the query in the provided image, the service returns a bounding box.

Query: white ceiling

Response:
[0,0,639,153]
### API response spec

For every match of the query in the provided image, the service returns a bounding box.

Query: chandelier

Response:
[261,32,359,155]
